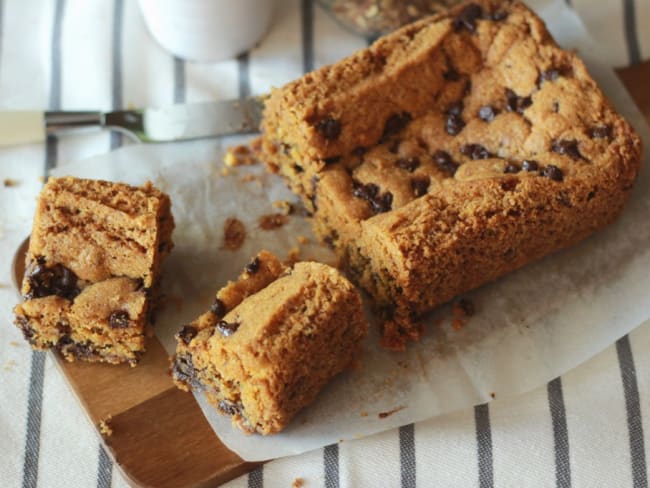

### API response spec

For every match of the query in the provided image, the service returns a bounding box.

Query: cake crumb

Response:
[3,360,17,371]
[272,200,294,216]
[3,178,18,187]
[223,218,247,251]
[0,282,10,289]
[99,415,113,437]
[258,213,289,230]
[291,478,304,488]
[239,173,260,184]
[360,411,368,417]
[9,341,20,347]
[38,175,46,183]
[490,392,496,399]
[297,235,310,245]
[378,405,406,419]
[224,144,259,167]
[221,167,231,177]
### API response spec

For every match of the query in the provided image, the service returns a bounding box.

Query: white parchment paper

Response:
[52,0,650,461]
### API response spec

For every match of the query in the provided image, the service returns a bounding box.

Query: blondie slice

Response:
[172,251,368,435]
[14,177,174,365]
[259,0,642,349]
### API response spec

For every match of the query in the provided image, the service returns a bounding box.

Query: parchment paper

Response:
[52,0,650,461]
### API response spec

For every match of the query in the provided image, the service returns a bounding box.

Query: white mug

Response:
[138,0,274,62]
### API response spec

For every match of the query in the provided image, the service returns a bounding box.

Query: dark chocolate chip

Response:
[411,177,430,197]
[353,181,392,213]
[370,192,393,213]
[25,259,80,301]
[504,163,520,174]
[445,114,465,135]
[453,3,483,33]
[218,399,242,416]
[521,160,539,172]
[396,157,420,172]
[353,182,379,200]
[383,112,412,138]
[172,354,203,390]
[245,256,260,274]
[551,139,583,161]
[552,101,560,113]
[388,139,400,154]
[590,125,612,139]
[479,105,497,122]
[217,320,240,336]
[433,150,459,176]
[108,310,131,329]
[458,298,475,316]
[540,69,560,82]
[352,146,367,156]
[460,143,491,160]
[505,88,532,114]
[177,325,198,344]
[541,165,564,181]
[488,10,508,21]
[444,69,460,81]
[210,298,226,317]
[323,156,341,165]
[293,163,304,173]
[447,101,464,117]
[315,117,341,140]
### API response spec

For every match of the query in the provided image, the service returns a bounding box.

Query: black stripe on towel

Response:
[548,377,572,488]
[475,403,494,488]
[400,423,416,488]
[324,443,340,488]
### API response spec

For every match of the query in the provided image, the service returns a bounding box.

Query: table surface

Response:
[1,1,649,487]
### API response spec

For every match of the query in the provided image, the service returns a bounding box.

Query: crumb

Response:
[9,341,20,347]
[490,392,496,399]
[360,411,368,417]
[297,235,310,245]
[221,167,231,177]
[285,246,301,265]
[239,173,259,184]
[224,144,259,167]
[0,283,10,289]
[258,213,289,230]
[99,415,113,437]
[378,405,406,419]
[291,478,304,488]
[3,178,18,187]
[3,360,17,371]
[272,200,294,216]
[38,175,45,183]
[223,217,246,251]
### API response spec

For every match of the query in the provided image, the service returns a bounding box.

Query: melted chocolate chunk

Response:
[108,310,131,329]
[352,181,393,213]
[590,125,612,139]
[551,139,583,160]
[444,69,460,81]
[353,182,379,200]
[323,156,341,165]
[460,144,491,160]
[453,3,483,33]
[371,192,393,213]
[217,320,240,336]
[411,177,430,197]
[433,150,459,176]
[177,325,198,344]
[218,399,242,416]
[521,160,539,172]
[210,298,226,317]
[541,165,564,181]
[25,258,80,300]
[446,114,465,135]
[315,117,341,140]
[245,256,260,274]
[479,105,497,122]
[504,163,520,174]
[505,88,532,114]
[383,112,412,138]
[396,157,420,172]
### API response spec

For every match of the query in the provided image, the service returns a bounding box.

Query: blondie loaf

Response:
[14,177,174,365]
[172,251,368,435]
[259,0,642,349]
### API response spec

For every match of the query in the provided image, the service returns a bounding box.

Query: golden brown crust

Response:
[258,0,643,348]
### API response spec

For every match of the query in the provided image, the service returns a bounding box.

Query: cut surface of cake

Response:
[13,177,174,365]
[172,251,368,435]
[258,0,642,349]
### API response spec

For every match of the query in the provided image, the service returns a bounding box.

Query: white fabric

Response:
[0,0,648,487]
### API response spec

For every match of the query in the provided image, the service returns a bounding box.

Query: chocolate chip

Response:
[352,146,367,156]
[108,310,131,329]
[353,182,379,200]
[453,3,483,33]
[552,101,560,113]
[396,157,420,172]
[25,258,80,301]
[504,163,520,174]
[521,160,539,172]
[245,256,260,274]
[371,192,393,213]
[448,101,464,117]
[217,320,240,336]
[488,10,508,21]
[460,143,491,160]
[352,181,392,213]
[541,165,563,181]
[540,69,560,82]
[172,354,203,390]
[293,163,304,173]
[383,112,412,138]
[458,298,475,316]
[444,69,460,81]
[479,105,497,122]
[388,139,400,154]
[323,156,341,165]
[590,125,612,139]
[210,298,226,317]
[411,177,430,197]
[446,114,465,135]
[315,117,341,140]
[177,325,198,344]
[551,139,583,160]
[505,88,532,114]
[218,399,242,416]
[433,150,459,176]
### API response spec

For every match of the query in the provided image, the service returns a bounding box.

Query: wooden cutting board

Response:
[13,61,650,488]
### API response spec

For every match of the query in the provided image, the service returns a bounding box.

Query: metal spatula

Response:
[0,97,265,146]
